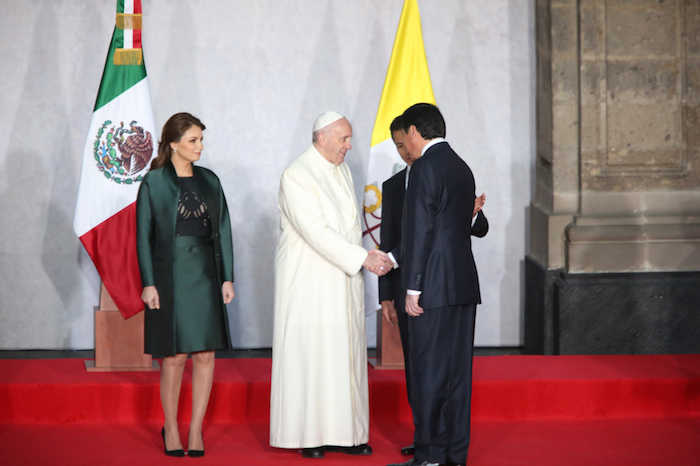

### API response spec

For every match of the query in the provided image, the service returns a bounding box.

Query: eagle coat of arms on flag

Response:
[93,120,154,184]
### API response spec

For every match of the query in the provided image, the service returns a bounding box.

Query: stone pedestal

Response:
[85,284,159,372]
[525,257,700,355]
[373,309,405,370]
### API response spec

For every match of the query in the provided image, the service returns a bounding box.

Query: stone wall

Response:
[532,0,579,270]
[528,0,700,354]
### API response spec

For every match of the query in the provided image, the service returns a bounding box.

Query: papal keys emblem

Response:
[93,120,154,184]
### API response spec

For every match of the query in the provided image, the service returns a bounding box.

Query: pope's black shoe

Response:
[401,443,415,455]
[325,444,373,455]
[301,447,325,458]
[387,459,441,466]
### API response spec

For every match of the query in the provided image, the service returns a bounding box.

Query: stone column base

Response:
[525,256,700,355]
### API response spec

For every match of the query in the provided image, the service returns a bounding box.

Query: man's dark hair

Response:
[389,115,404,137]
[400,103,446,140]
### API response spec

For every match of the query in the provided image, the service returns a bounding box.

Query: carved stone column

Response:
[527,0,700,354]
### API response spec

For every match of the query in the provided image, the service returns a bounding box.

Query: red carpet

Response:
[1,355,699,465]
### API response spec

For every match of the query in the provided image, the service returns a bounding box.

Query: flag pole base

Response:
[86,284,158,372]
[371,308,406,370]
[85,360,160,372]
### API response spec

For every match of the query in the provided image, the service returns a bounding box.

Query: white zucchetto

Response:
[312,111,345,132]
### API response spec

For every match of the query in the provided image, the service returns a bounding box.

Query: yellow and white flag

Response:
[362,0,436,315]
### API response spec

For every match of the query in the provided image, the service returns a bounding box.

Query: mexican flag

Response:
[362,0,436,316]
[73,0,156,319]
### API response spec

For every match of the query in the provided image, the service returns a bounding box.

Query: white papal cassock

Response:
[270,144,369,448]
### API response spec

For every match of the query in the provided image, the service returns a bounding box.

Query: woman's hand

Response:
[141,286,160,310]
[222,281,235,304]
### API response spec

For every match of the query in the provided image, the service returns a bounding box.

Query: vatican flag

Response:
[362,0,436,316]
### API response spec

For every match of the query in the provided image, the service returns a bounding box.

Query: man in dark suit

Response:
[380,115,488,459]
[378,115,417,456]
[387,103,483,466]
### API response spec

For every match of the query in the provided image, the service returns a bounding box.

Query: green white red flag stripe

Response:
[73,0,155,319]
[118,0,142,50]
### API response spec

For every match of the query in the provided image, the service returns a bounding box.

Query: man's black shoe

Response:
[387,459,441,466]
[401,443,415,455]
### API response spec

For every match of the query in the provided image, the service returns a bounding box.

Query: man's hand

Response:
[381,300,398,327]
[405,293,424,317]
[141,286,160,310]
[222,281,235,304]
[363,249,393,276]
[473,193,486,218]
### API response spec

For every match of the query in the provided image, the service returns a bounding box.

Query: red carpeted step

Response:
[2,418,700,466]
[1,355,699,424]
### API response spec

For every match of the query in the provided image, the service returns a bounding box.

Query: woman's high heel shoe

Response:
[188,430,205,458]
[161,427,185,457]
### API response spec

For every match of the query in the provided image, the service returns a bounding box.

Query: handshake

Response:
[363,249,394,277]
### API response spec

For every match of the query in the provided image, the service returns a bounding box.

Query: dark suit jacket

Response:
[402,141,481,310]
[380,164,488,306]
[378,168,407,305]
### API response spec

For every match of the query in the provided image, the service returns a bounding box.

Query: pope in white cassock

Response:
[270,112,393,459]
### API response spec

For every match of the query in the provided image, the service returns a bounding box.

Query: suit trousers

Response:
[408,303,477,465]
[395,295,412,409]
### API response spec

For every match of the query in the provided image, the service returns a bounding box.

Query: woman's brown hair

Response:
[150,112,206,170]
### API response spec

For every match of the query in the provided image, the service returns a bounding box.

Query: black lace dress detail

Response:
[176,177,213,237]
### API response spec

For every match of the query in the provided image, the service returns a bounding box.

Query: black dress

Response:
[170,177,229,354]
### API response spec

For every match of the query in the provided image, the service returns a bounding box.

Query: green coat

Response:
[136,161,234,356]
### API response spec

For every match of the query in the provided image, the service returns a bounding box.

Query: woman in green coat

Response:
[136,113,234,457]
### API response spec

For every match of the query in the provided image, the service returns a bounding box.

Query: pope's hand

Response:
[364,250,393,276]
[141,286,160,310]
